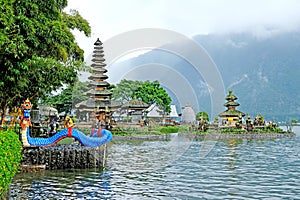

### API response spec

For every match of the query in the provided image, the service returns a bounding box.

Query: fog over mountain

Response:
[107,31,300,122]
[194,32,300,121]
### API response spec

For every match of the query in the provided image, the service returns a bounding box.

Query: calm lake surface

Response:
[9,127,300,199]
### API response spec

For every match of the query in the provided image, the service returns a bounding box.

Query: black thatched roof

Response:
[224,101,240,107]
[92,53,104,57]
[91,58,105,62]
[92,68,107,73]
[94,38,103,45]
[88,81,110,88]
[121,99,149,109]
[110,100,122,108]
[85,89,112,96]
[93,49,104,54]
[38,105,58,116]
[88,74,108,80]
[225,90,238,101]
[91,63,106,67]
[218,109,245,117]
[76,98,111,109]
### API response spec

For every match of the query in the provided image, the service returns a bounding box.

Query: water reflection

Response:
[226,139,242,171]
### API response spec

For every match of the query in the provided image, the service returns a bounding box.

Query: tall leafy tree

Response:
[0,0,91,122]
[134,80,171,113]
[111,79,143,104]
[43,81,90,114]
[111,79,172,113]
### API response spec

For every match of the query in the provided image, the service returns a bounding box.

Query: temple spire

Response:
[76,38,112,127]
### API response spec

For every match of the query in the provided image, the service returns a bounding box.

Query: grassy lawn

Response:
[57,137,76,145]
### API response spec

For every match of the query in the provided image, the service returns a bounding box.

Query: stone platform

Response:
[21,144,107,171]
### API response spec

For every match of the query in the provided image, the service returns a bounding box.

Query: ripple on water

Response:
[9,129,300,199]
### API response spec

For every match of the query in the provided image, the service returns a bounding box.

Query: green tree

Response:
[288,118,298,132]
[134,80,171,113]
[196,111,209,121]
[0,0,91,123]
[0,130,22,197]
[43,81,89,114]
[111,79,172,113]
[291,119,298,124]
[111,79,143,104]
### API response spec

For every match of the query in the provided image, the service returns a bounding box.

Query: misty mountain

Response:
[194,32,300,121]
[110,31,300,121]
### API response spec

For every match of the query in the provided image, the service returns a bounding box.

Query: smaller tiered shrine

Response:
[218,90,245,127]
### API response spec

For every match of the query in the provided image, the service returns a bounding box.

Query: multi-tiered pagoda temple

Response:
[218,90,245,127]
[76,38,112,127]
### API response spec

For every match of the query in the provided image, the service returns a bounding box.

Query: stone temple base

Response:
[21,144,107,171]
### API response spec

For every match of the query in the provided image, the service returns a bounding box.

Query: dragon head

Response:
[21,98,32,110]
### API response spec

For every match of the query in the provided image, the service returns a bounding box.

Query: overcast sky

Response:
[66,0,300,59]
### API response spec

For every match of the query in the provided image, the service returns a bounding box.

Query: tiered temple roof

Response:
[121,99,149,110]
[76,38,112,121]
[218,90,245,118]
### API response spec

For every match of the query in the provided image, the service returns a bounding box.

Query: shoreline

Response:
[112,132,296,141]
[112,134,171,141]
[179,132,296,139]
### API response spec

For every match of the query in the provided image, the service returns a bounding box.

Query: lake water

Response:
[9,127,300,199]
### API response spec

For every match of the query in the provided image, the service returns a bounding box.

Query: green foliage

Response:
[0,130,22,197]
[159,126,179,134]
[62,9,91,37]
[111,127,128,136]
[196,111,209,121]
[111,79,143,104]
[42,81,89,113]
[287,118,299,132]
[112,126,180,136]
[134,80,171,113]
[177,125,190,133]
[112,127,138,135]
[111,79,172,113]
[220,126,284,134]
[112,127,158,136]
[56,137,75,145]
[122,117,132,123]
[291,119,298,124]
[0,0,91,123]
[221,128,247,134]
[254,127,284,133]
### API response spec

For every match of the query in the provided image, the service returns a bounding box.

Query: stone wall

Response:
[21,144,107,170]
[179,133,296,139]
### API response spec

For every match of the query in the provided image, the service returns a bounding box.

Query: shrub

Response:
[0,130,22,197]
[160,126,179,134]
[221,128,247,134]
[177,125,190,133]
[111,127,129,136]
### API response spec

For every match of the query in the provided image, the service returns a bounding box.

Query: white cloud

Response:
[258,71,269,83]
[228,74,249,89]
[66,0,300,59]
[226,39,248,48]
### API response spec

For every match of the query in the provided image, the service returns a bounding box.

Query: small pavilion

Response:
[120,99,149,123]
